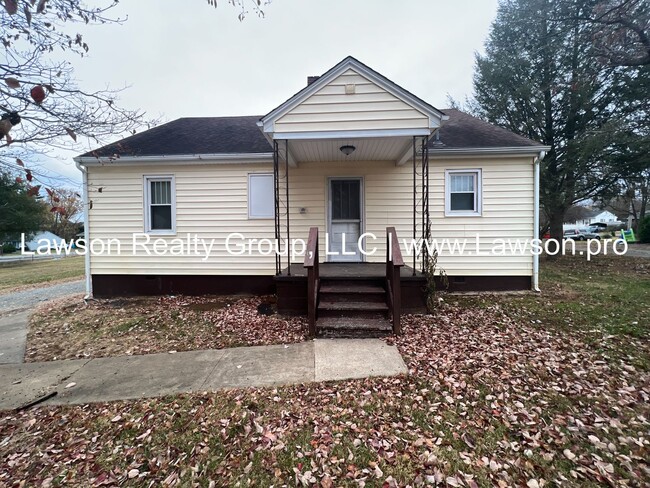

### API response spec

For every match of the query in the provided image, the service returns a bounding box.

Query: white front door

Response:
[328,178,363,262]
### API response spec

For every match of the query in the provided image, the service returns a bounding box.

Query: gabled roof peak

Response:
[259,56,447,137]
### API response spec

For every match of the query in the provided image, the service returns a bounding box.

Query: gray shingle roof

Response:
[431,109,541,149]
[80,116,271,158]
[79,109,543,159]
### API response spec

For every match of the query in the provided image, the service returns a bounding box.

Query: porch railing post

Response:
[386,227,404,335]
[273,140,281,275]
[421,136,430,273]
[285,139,290,276]
[304,227,319,337]
[412,136,417,276]
[393,266,401,335]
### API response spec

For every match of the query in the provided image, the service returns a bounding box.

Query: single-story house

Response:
[7,231,66,252]
[74,56,549,335]
[563,207,621,231]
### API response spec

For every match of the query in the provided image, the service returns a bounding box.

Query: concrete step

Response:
[317,315,392,331]
[317,315,393,338]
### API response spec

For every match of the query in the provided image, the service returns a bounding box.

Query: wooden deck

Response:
[277,262,425,279]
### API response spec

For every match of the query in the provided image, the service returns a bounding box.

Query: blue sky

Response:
[37,0,500,188]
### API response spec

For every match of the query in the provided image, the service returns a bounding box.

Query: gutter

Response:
[532,150,546,292]
[75,160,93,299]
[429,146,551,158]
[73,152,274,165]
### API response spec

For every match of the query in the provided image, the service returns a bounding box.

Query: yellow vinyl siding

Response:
[87,157,534,277]
[429,158,534,275]
[274,69,429,133]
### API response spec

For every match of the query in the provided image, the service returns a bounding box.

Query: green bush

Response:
[1,242,17,254]
[639,215,650,243]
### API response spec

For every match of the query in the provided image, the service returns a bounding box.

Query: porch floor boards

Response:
[278,262,425,279]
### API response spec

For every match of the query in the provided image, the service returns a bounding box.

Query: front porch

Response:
[275,263,428,313]
[275,227,429,338]
[280,262,425,279]
[258,57,445,336]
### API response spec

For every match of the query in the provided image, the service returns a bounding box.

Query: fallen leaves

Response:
[2,257,649,486]
[563,449,576,461]
[26,294,307,362]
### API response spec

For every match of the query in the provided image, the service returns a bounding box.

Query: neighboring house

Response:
[10,231,66,252]
[74,57,549,331]
[564,207,620,230]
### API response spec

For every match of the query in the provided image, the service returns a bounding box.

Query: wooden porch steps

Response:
[320,284,385,294]
[318,300,388,313]
[316,278,391,337]
[301,227,406,338]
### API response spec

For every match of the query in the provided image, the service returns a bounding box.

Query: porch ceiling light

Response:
[340,144,356,156]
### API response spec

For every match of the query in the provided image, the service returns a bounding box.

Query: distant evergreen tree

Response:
[0,171,45,243]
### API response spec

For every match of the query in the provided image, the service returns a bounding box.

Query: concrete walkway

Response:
[625,244,650,258]
[0,280,84,365]
[0,339,407,410]
[0,311,30,364]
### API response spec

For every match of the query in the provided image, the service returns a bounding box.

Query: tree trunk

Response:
[549,209,565,243]
[547,207,565,259]
[640,182,648,222]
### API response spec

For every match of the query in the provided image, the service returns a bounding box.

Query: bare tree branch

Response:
[0,1,148,183]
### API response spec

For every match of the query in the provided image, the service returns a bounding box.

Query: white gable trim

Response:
[259,57,447,136]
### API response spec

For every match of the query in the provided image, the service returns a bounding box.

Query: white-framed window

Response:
[248,173,275,219]
[445,169,482,216]
[144,175,176,233]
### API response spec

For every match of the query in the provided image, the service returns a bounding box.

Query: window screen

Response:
[331,180,361,220]
[449,173,477,212]
[147,178,173,231]
[445,169,481,216]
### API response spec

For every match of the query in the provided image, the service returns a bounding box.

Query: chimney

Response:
[307,76,320,86]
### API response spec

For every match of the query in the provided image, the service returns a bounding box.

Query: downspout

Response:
[74,159,92,299]
[533,150,546,292]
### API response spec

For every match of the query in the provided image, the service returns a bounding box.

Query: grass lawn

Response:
[448,254,650,371]
[0,256,85,295]
[2,255,649,486]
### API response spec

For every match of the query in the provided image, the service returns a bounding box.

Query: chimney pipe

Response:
[307,76,320,86]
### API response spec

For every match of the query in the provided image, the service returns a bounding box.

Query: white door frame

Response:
[326,176,365,263]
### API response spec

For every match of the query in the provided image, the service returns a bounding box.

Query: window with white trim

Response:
[248,173,275,219]
[445,169,482,216]
[144,175,176,233]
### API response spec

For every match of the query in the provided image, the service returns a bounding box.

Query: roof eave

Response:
[74,152,274,165]
[428,146,551,158]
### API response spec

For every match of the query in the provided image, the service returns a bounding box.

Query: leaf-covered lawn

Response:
[26,295,307,362]
[2,255,649,486]
[449,255,650,370]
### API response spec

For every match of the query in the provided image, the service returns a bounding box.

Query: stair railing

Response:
[304,227,320,337]
[386,227,404,335]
